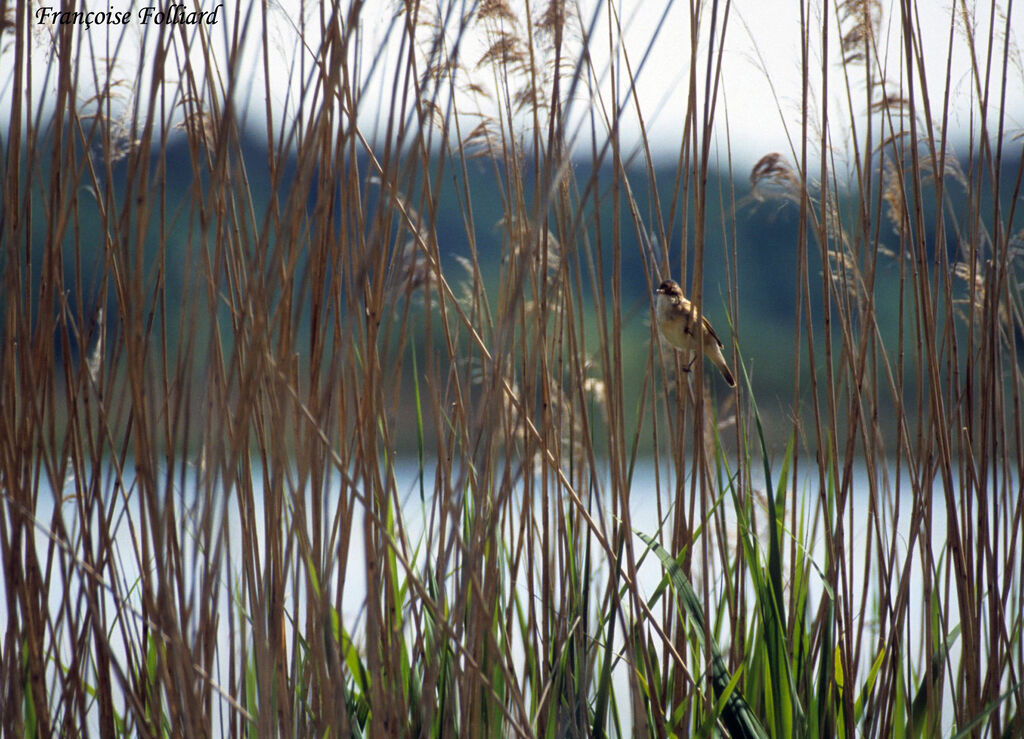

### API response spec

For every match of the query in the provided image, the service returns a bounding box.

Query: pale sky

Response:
[616,0,1024,164]
[2,0,1022,169]
[257,0,1024,169]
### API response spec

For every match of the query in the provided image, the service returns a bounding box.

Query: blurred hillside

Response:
[13,128,1021,451]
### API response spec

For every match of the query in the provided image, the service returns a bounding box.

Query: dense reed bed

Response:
[2,0,1022,735]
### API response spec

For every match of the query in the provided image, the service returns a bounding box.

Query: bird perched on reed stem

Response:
[654,280,736,387]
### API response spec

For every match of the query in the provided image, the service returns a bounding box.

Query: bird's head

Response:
[655,280,683,297]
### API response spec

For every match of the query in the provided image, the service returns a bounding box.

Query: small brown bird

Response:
[654,280,736,387]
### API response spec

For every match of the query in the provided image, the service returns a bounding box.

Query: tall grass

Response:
[2,0,1022,735]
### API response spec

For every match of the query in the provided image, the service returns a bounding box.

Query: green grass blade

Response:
[636,530,769,739]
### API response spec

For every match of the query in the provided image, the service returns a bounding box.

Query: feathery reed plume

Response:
[881,158,908,234]
[826,246,868,306]
[478,0,516,25]
[0,6,14,40]
[837,0,881,65]
[749,152,802,203]
[952,261,1017,336]
[176,98,219,152]
[869,89,911,116]
[478,31,527,70]
[80,78,141,162]
[86,308,104,386]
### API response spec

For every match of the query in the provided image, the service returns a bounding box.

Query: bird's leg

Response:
[681,354,696,373]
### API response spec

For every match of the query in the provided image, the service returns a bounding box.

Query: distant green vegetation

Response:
[18,130,1019,452]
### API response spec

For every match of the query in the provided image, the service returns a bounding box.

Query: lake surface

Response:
[6,456,1010,733]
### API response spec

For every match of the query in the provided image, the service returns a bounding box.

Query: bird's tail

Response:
[712,352,737,388]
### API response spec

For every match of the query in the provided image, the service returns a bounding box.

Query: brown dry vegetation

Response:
[1,0,1023,735]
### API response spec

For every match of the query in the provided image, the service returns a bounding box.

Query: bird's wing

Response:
[701,315,725,348]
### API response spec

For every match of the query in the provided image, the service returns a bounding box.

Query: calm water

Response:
[7,457,1012,733]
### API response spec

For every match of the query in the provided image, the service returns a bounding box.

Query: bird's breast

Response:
[656,300,696,351]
